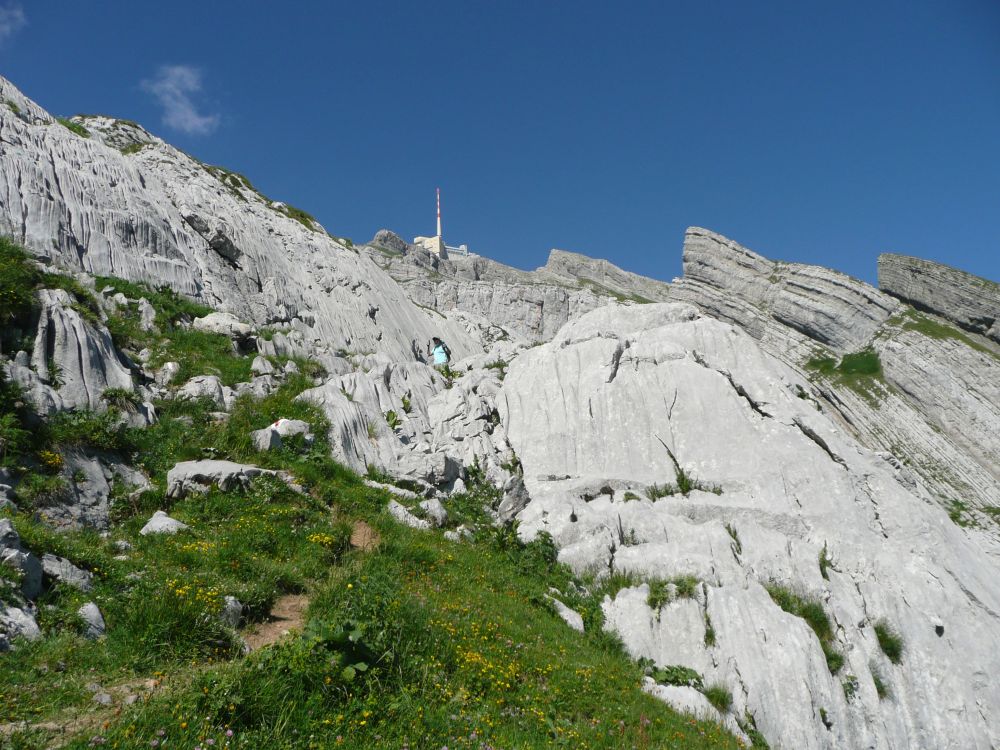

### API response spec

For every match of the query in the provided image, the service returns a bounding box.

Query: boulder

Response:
[251,427,282,452]
[137,297,157,331]
[165,460,274,499]
[0,519,42,599]
[77,602,106,639]
[386,499,430,530]
[547,595,585,633]
[155,361,181,386]
[139,510,188,536]
[250,355,275,376]
[41,553,94,592]
[0,605,41,644]
[418,498,448,527]
[175,375,226,407]
[496,475,530,523]
[192,312,254,340]
[250,417,314,452]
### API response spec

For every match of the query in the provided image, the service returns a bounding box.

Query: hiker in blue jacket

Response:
[428,336,451,368]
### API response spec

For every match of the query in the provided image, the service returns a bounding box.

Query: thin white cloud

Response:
[0,3,26,46]
[141,65,220,136]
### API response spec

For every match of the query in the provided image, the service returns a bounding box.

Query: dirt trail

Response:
[242,593,309,652]
[2,520,378,745]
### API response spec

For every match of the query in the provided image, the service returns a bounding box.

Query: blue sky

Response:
[2,1,998,285]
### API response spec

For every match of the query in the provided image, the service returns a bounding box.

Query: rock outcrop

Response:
[2,288,137,416]
[499,303,1000,750]
[669,227,900,356]
[879,253,1000,344]
[0,75,479,363]
[365,236,672,343]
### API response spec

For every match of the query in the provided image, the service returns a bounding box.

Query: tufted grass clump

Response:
[766,583,844,674]
[704,683,733,713]
[871,662,891,700]
[100,386,142,412]
[873,619,904,664]
[56,117,90,138]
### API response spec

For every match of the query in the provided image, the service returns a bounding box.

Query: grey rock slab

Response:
[192,312,253,339]
[165,460,274,499]
[41,554,94,592]
[0,605,41,643]
[139,510,188,536]
[546,596,585,633]
[386,499,430,530]
[78,602,106,639]
[363,480,420,502]
[250,355,275,375]
[0,519,42,599]
[175,375,226,407]
[418,498,448,527]
[642,680,748,744]
[669,227,900,355]
[15,289,135,415]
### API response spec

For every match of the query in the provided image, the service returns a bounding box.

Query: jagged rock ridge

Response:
[363,231,672,342]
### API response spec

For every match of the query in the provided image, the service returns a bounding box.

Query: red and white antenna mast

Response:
[436,187,442,238]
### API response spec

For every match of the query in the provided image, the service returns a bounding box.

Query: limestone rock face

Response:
[667,227,1000,514]
[879,253,1000,343]
[499,302,1000,750]
[5,289,135,415]
[365,237,672,343]
[536,248,673,303]
[0,75,478,363]
[297,352,519,493]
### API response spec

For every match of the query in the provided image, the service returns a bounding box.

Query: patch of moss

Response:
[897,308,997,360]
[56,117,90,138]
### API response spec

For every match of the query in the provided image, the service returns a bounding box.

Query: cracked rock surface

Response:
[499,302,1000,750]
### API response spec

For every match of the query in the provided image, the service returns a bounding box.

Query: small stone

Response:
[92,692,113,706]
[219,596,243,628]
